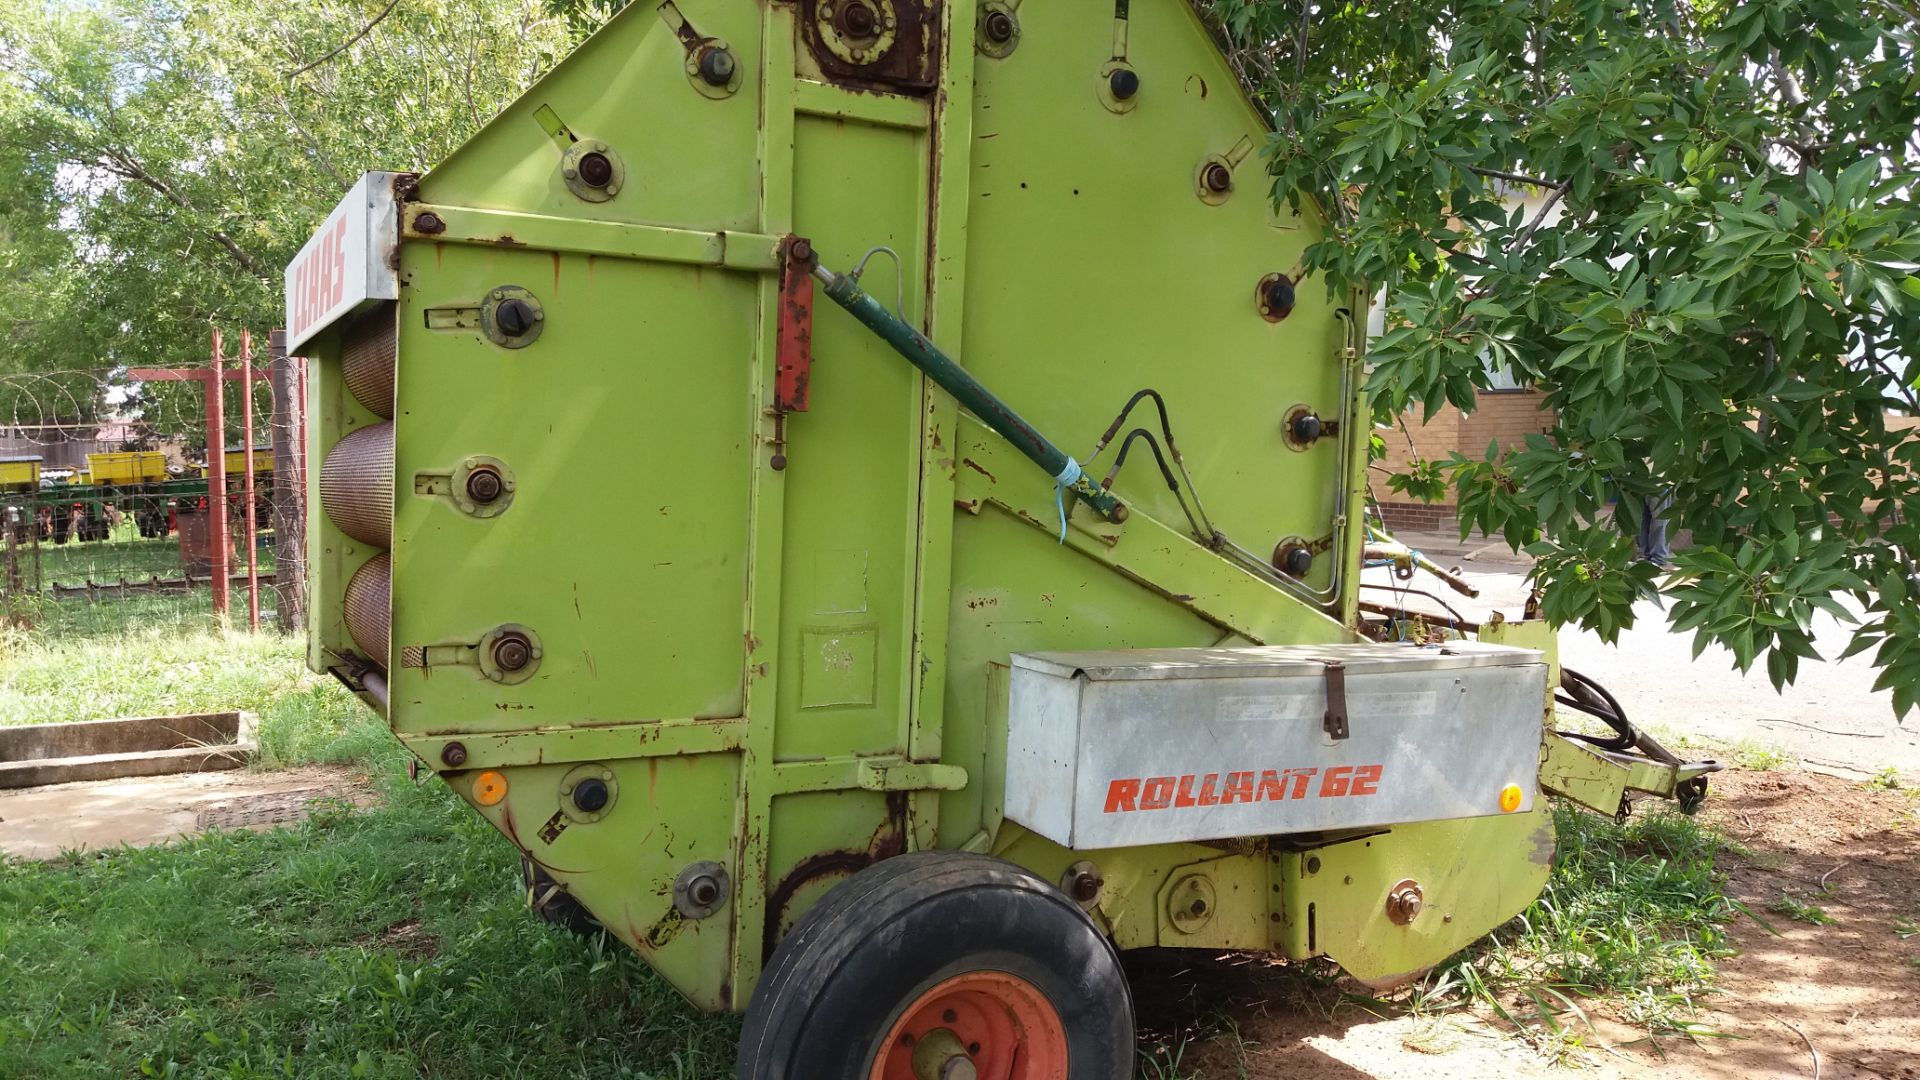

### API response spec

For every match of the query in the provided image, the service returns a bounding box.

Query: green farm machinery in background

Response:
[287,2,1717,1075]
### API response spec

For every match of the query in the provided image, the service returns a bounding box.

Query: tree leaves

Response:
[1243,0,1920,717]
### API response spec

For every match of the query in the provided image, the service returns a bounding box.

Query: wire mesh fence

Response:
[0,334,306,641]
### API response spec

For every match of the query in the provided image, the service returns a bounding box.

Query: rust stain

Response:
[491,234,526,246]
[551,251,562,293]
[961,458,996,482]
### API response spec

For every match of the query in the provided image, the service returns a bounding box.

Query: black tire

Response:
[737,851,1134,1080]
[519,854,601,936]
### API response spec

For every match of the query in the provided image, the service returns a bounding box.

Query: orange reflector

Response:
[474,770,509,806]
[1499,784,1523,813]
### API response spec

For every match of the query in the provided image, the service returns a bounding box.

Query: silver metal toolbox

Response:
[1005,641,1548,849]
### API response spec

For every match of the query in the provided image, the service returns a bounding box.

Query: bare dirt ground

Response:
[1147,765,1919,1079]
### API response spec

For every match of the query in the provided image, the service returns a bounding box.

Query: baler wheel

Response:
[519,854,601,936]
[737,851,1132,1080]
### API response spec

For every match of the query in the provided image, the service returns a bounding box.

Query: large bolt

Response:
[572,776,610,814]
[1260,274,1297,321]
[982,9,1015,43]
[440,742,468,767]
[1203,162,1233,194]
[1108,67,1140,101]
[1278,545,1313,577]
[1069,870,1101,903]
[493,633,532,672]
[698,47,736,87]
[577,151,613,188]
[840,0,877,38]
[1385,880,1425,925]
[495,298,536,337]
[1290,411,1323,445]
[465,468,503,504]
[414,211,445,235]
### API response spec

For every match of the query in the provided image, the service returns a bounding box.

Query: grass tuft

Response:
[1414,804,1740,1050]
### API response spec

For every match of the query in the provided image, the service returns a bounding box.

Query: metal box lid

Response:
[1004,640,1549,850]
[1011,640,1541,682]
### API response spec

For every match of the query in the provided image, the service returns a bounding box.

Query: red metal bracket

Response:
[775,235,815,413]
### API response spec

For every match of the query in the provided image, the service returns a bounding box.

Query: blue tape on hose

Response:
[1053,458,1081,544]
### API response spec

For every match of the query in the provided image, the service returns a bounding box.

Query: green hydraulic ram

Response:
[811,258,1128,526]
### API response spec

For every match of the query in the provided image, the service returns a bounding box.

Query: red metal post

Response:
[208,331,230,617]
[240,329,260,631]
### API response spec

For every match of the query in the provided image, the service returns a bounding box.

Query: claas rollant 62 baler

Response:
[284,1,1716,1075]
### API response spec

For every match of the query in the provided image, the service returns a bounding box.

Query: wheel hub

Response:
[869,970,1068,1080]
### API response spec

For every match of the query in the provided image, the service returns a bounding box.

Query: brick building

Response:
[1370,389,1558,535]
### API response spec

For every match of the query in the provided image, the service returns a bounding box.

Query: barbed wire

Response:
[0,369,274,452]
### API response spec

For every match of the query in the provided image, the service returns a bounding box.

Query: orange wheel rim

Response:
[869,970,1069,1080]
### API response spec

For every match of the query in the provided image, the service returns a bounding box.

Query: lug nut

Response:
[983,9,1015,43]
[699,47,735,87]
[495,298,536,337]
[1108,67,1140,101]
[1203,162,1232,193]
[1260,274,1297,321]
[493,634,532,672]
[440,742,468,767]
[465,468,503,504]
[577,151,613,188]
[572,776,610,814]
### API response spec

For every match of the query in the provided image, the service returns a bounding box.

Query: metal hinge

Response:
[1321,660,1349,740]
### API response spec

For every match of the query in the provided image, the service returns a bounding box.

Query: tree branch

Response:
[287,0,405,81]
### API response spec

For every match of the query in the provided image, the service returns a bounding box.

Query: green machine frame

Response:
[291,0,1711,1032]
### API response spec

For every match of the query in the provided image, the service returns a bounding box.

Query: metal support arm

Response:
[811,260,1128,523]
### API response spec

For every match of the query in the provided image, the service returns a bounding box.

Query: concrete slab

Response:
[0,765,374,860]
[0,712,255,788]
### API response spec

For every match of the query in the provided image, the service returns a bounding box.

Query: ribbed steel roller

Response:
[341,304,397,420]
[343,552,392,667]
[319,422,393,548]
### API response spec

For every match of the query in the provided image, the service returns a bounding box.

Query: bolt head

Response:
[495,298,536,337]
[1280,546,1313,576]
[572,776,610,814]
[840,1,877,38]
[1203,162,1233,193]
[983,9,1015,43]
[465,468,503,504]
[1070,872,1101,902]
[493,634,532,672]
[699,47,735,86]
[414,211,445,235]
[577,151,614,188]
[440,742,468,767]
[1290,412,1322,444]
[1108,67,1140,100]
[1261,275,1297,321]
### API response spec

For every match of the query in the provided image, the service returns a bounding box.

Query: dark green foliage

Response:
[1211,0,1920,709]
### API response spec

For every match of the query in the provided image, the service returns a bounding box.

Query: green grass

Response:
[1408,805,1741,1053]
[0,766,739,1079]
[0,625,314,726]
[1768,890,1836,926]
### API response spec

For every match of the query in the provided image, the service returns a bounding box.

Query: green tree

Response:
[0,0,599,436]
[1216,0,1920,713]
